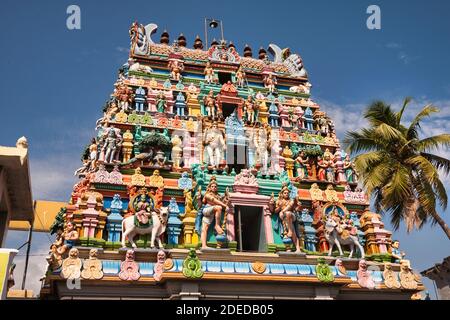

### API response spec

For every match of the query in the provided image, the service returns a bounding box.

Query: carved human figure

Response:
[391,240,406,263]
[270,185,302,253]
[135,193,152,225]
[61,248,82,280]
[81,249,104,280]
[171,134,183,169]
[134,86,146,112]
[63,221,79,250]
[200,178,229,249]
[168,59,184,81]
[204,61,215,84]
[279,104,290,128]
[357,259,375,289]
[203,122,225,167]
[119,249,140,281]
[295,151,309,180]
[174,92,186,117]
[89,138,98,169]
[153,250,166,282]
[268,102,279,127]
[343,155,358,183]
[263,73,277,93]
[204,90,217,119]
[102,128,119,164]
[383,263,401,289]
[235,66,246,87]
[253,125,269,174]
[244,95,256,124]
[156,90,167,113]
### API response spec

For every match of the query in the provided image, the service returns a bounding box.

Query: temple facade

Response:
[40,21,424,300]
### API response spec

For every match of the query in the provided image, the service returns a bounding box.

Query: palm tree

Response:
[344,98,450,239]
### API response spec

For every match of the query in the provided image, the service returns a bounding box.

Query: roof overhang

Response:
[0,145,34,222]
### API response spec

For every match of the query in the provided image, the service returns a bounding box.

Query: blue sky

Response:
[1,0,449,298]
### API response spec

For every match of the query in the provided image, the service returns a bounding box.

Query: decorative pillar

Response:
[107,194,123,243]
[167,198,182,245]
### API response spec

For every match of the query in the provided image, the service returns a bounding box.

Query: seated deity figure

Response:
[204,90,217,119]
[295,150,309,180]
[244,95,257,125]
[203,122,225,167]
[200,178,229,249]
[204,61,215,84]
[235,66,246,87]
[134,193,153,225]
[156,90,167,113]
[269,185,302,253]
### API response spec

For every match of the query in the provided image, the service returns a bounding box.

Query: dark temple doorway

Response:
[235,206,266,252]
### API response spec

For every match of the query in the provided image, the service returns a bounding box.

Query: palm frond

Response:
[406,104,440,140]
[417,134,450,153]
[420,152,450,176]
[396,97,412,126]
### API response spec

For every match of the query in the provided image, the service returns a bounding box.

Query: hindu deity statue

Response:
[89,138,98,169]
[134,192,153,226]
[263,73,277,93]
[63,221,79,250]
[333,148,346,183]
[317,149,335,183]
[168,58,184,81]
[199,177,229,249]
[268,102,279,128]
[134,86,146,112]
[174,92,187,117]
[203,122,225,167]
[235,66,246,87]
[279,104,291,128]
[292,105,304,129]
[204,90,217,119]
[253,124,270,174]
[343,155,358,183]
[171,134,183,169]
[204,61,215,84]
[244,95,257,125]
[383,263,401,289]
[269,185,302,253]
[295,151,309,181]
[156,90,168,113]
[102,128,121,164]
[119,249,140,281]
[357,259,375,289]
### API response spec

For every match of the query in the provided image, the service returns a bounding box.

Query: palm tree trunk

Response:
[429,210,450,240]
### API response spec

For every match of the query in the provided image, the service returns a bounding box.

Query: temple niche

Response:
[40,21,423,300]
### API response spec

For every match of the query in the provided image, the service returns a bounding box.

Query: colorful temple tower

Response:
[40,21,424,299]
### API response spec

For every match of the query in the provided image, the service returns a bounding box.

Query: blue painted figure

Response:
[300,208,317,252]
[134,86,146,112]
[107,194,123,243]
[175,92,187,117]
[167,198,182,245]
[268,102,279,128]
[304,107,314,131]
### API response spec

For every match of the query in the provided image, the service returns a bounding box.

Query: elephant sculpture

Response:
[324,217,365,258]
[121,207,169,249]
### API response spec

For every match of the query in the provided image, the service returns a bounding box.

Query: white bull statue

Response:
[324,217,365,258]
[121,207,169,249]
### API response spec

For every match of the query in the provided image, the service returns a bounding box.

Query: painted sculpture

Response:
[119,249,140,281]
[41,22,422,300]
[81,249,104,280]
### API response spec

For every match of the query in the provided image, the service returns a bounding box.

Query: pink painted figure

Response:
[357,259,375,289]
[153,250,166,282]
[119,249,140,281]
[279,104,291,128]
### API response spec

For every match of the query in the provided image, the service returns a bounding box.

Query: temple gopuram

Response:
[40,21,424,300]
